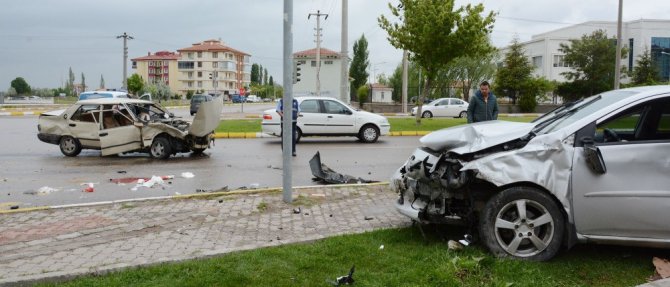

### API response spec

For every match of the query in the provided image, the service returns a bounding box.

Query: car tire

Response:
[422,111,433,118]
[59,136,82,157]
[358,124,380,143]
[190,112,195,116]
[150,136,172,159]
[192,148,206,155]
[459,111,467,118]
[479,186,564,261]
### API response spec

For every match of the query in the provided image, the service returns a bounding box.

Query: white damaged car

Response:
[392,86,670,261]
[37,98,223,159]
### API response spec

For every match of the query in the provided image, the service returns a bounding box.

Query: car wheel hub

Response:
[363,128,376,140]
[494,199,554,257]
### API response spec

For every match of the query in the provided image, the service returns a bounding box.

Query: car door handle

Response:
[100,132,108,137]
[327,116,333,118]
[299,115,304,117]
[69,123,76,127]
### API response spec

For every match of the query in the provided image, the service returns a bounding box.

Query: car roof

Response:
[76,98,154,105]
[294,96,345,102]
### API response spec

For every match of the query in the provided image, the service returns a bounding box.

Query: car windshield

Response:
[533,90,637,134]
[192,96,206,103]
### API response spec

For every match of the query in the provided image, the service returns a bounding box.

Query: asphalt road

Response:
[0,115,420,208]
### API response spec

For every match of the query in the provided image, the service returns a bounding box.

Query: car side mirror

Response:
[581,137,607,174]
[344,109,352,115]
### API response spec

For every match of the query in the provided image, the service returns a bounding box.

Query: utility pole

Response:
[282,0,294,203]
[402,51,408,113]
[614,0,623,89]
[309,10,328,96]
[116,32,133,90]
[340,0,349,104]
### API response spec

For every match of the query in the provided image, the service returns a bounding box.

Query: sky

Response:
[1,0,669,92]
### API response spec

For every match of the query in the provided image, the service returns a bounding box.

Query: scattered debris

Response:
[196,186,229,193]
[458,234,474,246]
[10,205,19,210]
[379,245,384,250]
[364,216,374,220]
[249,183,260,189]
[293,207,302,214]
[111,175,174,184]
[24,186,59,196]
[310,193,326,197]
[448,240,463,251]
[117,170,127,174]
[175,192,181,195]
[650,257,670,282]
[130,176,170,191]
[309,151,377,184]
[81,183,95,193]
[180,172,195,178]
[329,265,355,286]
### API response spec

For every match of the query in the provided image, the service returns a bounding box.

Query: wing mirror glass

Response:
[581,137,607,174]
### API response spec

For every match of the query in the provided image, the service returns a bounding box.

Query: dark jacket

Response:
[276,99,300,121]
[466,91,499,123]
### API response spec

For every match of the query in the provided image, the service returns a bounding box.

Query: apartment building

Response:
[177,39,251,97]
[131,51,180,93]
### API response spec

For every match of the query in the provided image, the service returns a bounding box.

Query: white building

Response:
[293,48,348,101]
[502,19,670,83]
[370,83,394,103]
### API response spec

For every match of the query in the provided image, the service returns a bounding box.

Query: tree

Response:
[349,34,369,101]
[259,65,264,85]
[357,85,369,105]
[630,47,659,86]
[80,73,86,92]
[10,77,31,95]
[263,68,269,85]
[250,64,260,84]
[269,76,274,86]
[379,0,496,124]
[100,74,105,89]
[558,29,626,99]
[67,67,75,91]
[494,38,534,104]
[126,74,144,95]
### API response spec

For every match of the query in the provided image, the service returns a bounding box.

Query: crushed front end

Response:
[392,147,475,224]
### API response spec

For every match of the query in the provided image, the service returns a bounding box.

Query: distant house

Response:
[370,83,393,103]
[293,47,349,103]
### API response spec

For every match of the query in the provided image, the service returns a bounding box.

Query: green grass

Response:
[215,119,263,133]
[214,116,538,134]
[38,226,655,286]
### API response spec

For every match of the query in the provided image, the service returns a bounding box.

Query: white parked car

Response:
[411,97,468,118]
[37,98,223,159]
[261,96,391,143]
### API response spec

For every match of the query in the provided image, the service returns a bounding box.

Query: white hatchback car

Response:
[411,97,469,118]
[261,97,391,143]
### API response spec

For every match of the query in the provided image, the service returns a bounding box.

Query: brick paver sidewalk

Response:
[0,184,409,285]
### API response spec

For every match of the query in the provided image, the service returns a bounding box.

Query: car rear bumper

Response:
[261,122,281,136]
[37,133,60,145]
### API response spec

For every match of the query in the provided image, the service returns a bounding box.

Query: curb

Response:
[0,182,390,214]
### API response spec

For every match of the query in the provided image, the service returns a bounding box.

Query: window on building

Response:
[187,72,193,79]
[178,62,194,69]
[197,51,202,58]
[381,92,385,100]
[311,61,317,67]
[553,55,570,68]
[212,62,218,68]
[188,52,194,59]
[197,62,202,68]
[187,82,193,88]
[325,60,333,65]
[212,52,218,58]
[532,56,542,69]
[299,60,306,64]
[197,81,202,88]
[197,71,202,78]
[629,38,634,72]
[651,37,670,81]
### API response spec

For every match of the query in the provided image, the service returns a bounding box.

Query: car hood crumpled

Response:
[188,99,224,137]
[420,120,535,154]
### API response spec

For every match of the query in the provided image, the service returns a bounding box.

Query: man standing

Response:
[467,81,499,123]
[276,98,300,156]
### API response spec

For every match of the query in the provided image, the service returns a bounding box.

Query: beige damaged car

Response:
[37,98,223,159]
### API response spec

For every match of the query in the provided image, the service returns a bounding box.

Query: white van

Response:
[78,91,130,101]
